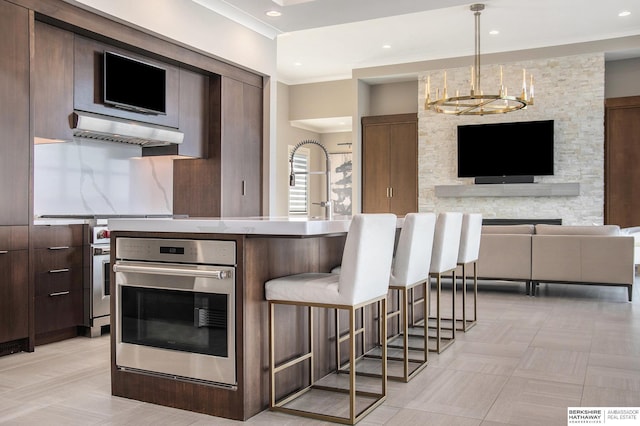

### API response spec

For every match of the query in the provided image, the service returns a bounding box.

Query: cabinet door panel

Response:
[362,124,390,213]
[0,1,29,225]
[34,21,74,141]
[35,291,83,335]
[34,266,83,297]
[220,77,244,216]
[239,82,262,216]
[0,250,28,343]
[389,122,418,216]
[178,68,208,158]
[220,77,262,217]
[32,225,84,248]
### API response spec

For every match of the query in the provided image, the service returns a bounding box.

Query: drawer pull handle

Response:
[48,246,70,250]
[49,291,70,297]
[0,250,8,255]
[48,268,70,274]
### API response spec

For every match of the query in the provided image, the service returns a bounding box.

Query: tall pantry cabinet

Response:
[0,0,30,354]
[362,113,418,216]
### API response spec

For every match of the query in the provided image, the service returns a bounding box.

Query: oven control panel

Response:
[116,238,236,266]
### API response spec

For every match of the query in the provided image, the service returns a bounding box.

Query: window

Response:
[288,146,309,215]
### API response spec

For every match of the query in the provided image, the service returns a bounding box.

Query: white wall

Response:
[418,53,605,225]
[369,81,418,116]
[288,80,352,121]
[606,58,640,98]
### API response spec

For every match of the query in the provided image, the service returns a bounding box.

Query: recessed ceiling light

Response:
[619,10,631,17]
[266,10,281,17]
[382,44,391,49]
[294,62,302,66]
[489,29,499,35]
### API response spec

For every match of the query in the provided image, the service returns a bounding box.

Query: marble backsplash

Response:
[34,138,174,217]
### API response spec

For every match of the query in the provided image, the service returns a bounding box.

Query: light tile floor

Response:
[1,279,639,425]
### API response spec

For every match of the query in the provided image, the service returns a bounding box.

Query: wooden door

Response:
[362,121,390,213]
[0,1,29,225]
[362,114,418,215]
[389,121,418,215]
[605,96,640,227]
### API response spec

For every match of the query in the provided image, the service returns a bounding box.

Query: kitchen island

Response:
[108,216,361,421]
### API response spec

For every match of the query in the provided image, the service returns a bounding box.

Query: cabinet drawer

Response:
[32,225,85,248]
[34,266,82,297]
[33,246,82,273]
[35,291,83,334]
[0,226,28,251]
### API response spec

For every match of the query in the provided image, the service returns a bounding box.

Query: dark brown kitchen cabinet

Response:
[173,76,263,217]
[178,68,209,158]
[33,20,74,142]
[0,1,29,226]
[362,114,418,216]
[32,225,85,345]
[219,76,263,217]
[0,226,29,353]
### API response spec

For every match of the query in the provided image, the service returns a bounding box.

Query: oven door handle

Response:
[113,263,232,280]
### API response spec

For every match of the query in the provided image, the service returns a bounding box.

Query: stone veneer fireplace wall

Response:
[417,53,605,225]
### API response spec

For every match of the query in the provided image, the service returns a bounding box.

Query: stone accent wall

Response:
[417,53,605,225]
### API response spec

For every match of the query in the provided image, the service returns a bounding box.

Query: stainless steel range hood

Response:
[72,111,184,147]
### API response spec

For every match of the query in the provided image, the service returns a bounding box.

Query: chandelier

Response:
[425,3,534,115]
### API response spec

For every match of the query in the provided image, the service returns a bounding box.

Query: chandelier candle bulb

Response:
[443,71,448,99]
[471,66,475,92]
[529,75,535,104]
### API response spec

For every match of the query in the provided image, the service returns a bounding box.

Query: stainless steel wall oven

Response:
[113,238,236,387]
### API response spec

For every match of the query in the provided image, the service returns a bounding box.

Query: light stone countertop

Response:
[108,215,404,236]
[108,216,354,236]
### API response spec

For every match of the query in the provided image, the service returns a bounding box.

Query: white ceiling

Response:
[198,0,640,86]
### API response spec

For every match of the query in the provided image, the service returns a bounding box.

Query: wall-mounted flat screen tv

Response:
[103,51,166,115]
[457,120,554,183]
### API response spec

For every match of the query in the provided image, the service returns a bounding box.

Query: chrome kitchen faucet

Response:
[289,139,333,220]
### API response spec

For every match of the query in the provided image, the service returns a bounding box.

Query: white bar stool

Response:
[386,212,436,381]
[456,213,483,332]
[265,214,397,425]
[428,212,463,353]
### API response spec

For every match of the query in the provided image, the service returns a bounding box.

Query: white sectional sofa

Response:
[474,225,534,293]
[472,224,635,301]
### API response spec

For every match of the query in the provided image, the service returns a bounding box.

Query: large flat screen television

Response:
[103,51,166,115]
[457,120,554,184]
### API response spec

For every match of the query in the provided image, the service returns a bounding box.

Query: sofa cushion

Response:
[481,224,534,235]
[535,224,621,236]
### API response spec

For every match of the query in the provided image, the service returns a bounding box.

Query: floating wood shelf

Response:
[435,183,580,198]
